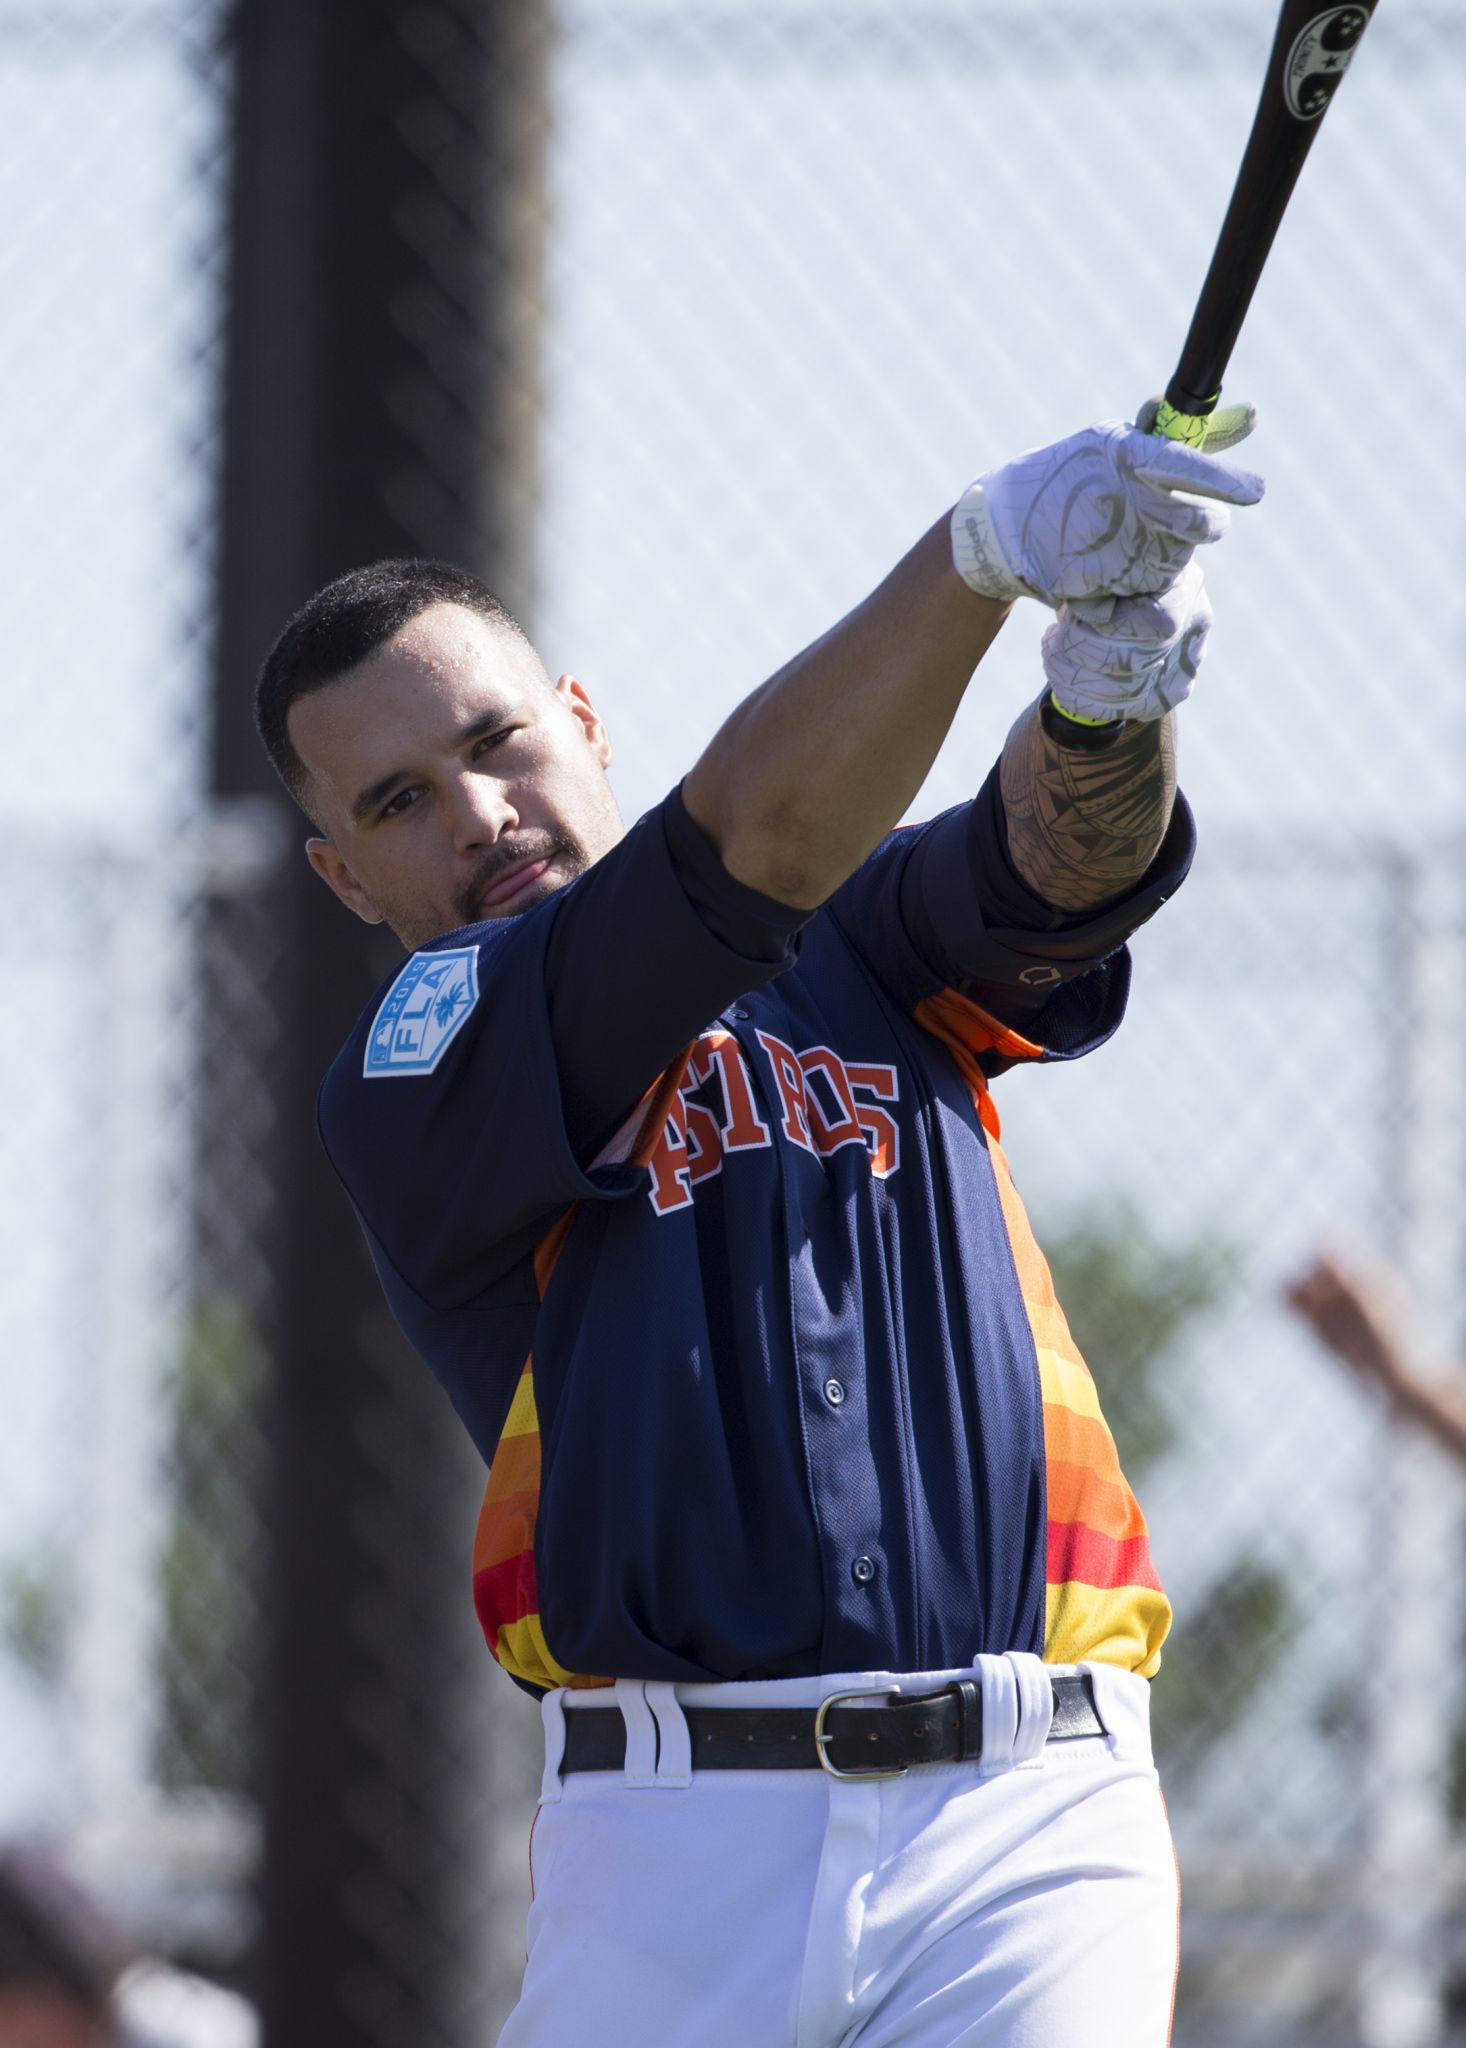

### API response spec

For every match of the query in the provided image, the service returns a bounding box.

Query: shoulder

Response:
[320,904,556,1134]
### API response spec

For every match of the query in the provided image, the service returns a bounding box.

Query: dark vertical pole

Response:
[209,4,549,2044]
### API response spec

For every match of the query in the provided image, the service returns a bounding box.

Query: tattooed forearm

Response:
[998,695,1176,914]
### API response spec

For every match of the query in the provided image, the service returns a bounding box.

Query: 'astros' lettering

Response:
[647,1029,899,1215]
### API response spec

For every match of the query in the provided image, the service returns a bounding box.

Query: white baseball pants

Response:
[498,1655,1178,2048]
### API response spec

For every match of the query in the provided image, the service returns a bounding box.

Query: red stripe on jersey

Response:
[1047,1518,1164,1593]
[474,1546,540,1633]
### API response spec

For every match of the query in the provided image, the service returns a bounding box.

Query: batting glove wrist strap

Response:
[951,483,1039,604]
[1040,692,1127,750]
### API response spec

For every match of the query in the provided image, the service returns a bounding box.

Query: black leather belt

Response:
[560,1673,1105,1780]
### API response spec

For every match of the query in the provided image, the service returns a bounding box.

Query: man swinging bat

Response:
[253,411,1262,2044]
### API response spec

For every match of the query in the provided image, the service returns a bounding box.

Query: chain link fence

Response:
[0,0,253,1986]
[2,3,1463,2044]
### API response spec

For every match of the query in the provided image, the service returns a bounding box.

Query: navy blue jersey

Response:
[319,785,1193,1695]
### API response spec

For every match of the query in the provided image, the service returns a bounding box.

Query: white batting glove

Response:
[1042,559,1212,725]
[951,419,1263,608]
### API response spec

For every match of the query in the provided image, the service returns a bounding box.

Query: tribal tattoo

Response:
[999,695,1176,915]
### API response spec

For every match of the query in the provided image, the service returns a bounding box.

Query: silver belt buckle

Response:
[813,1685,908,1781]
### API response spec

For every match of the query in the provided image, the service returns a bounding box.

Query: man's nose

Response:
[447,772,517,846]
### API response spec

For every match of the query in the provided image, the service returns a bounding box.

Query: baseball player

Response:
[254,418,1261,2046]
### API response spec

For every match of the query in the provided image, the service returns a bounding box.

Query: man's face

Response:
[288,603,625,951]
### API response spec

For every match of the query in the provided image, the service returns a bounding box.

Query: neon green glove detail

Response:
[1137,394,1258,453]
[1046,695,1121,728]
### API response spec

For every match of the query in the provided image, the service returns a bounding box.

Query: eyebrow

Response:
[350,706,513,827]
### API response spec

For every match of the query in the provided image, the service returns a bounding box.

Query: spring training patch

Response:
[364,946,480,1078]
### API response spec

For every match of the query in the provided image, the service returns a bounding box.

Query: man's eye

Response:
[474,727,517,756]
[379,787,421,821]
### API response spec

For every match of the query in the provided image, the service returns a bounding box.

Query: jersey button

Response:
[730,1007,751,1021]
[823,1378,846,1408]
[851,1555,876,1586]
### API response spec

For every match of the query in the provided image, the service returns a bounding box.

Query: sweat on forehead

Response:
[371,605,550,689]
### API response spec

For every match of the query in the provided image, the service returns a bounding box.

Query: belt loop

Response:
[614,1678,659,1787]
[973,1653,1019,1770]
[1005,1651,1054,1763]
[948,1679,983,1761]
[647,1682,693,1788]
[538,1687,567,1804]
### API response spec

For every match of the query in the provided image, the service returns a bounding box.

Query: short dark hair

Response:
[255,558,532,813]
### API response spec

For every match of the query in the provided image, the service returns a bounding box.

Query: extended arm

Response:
[686,420,1255,918]
[686,528,1183,924]
[1287,1254,1466,1470]
[683,520,1011,907]
[552,453,1210,1169]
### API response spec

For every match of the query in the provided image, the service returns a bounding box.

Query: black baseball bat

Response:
[1154,0,1381,443]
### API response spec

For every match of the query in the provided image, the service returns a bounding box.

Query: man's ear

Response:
[305,836,385,925]
[555,672,613,771]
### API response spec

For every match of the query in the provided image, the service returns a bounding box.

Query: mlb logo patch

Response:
[364,946,480,1078]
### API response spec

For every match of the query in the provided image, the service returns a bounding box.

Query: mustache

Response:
[458,830,582,923]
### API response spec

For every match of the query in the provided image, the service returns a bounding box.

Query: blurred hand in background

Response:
[1286,1252,1466,1469]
